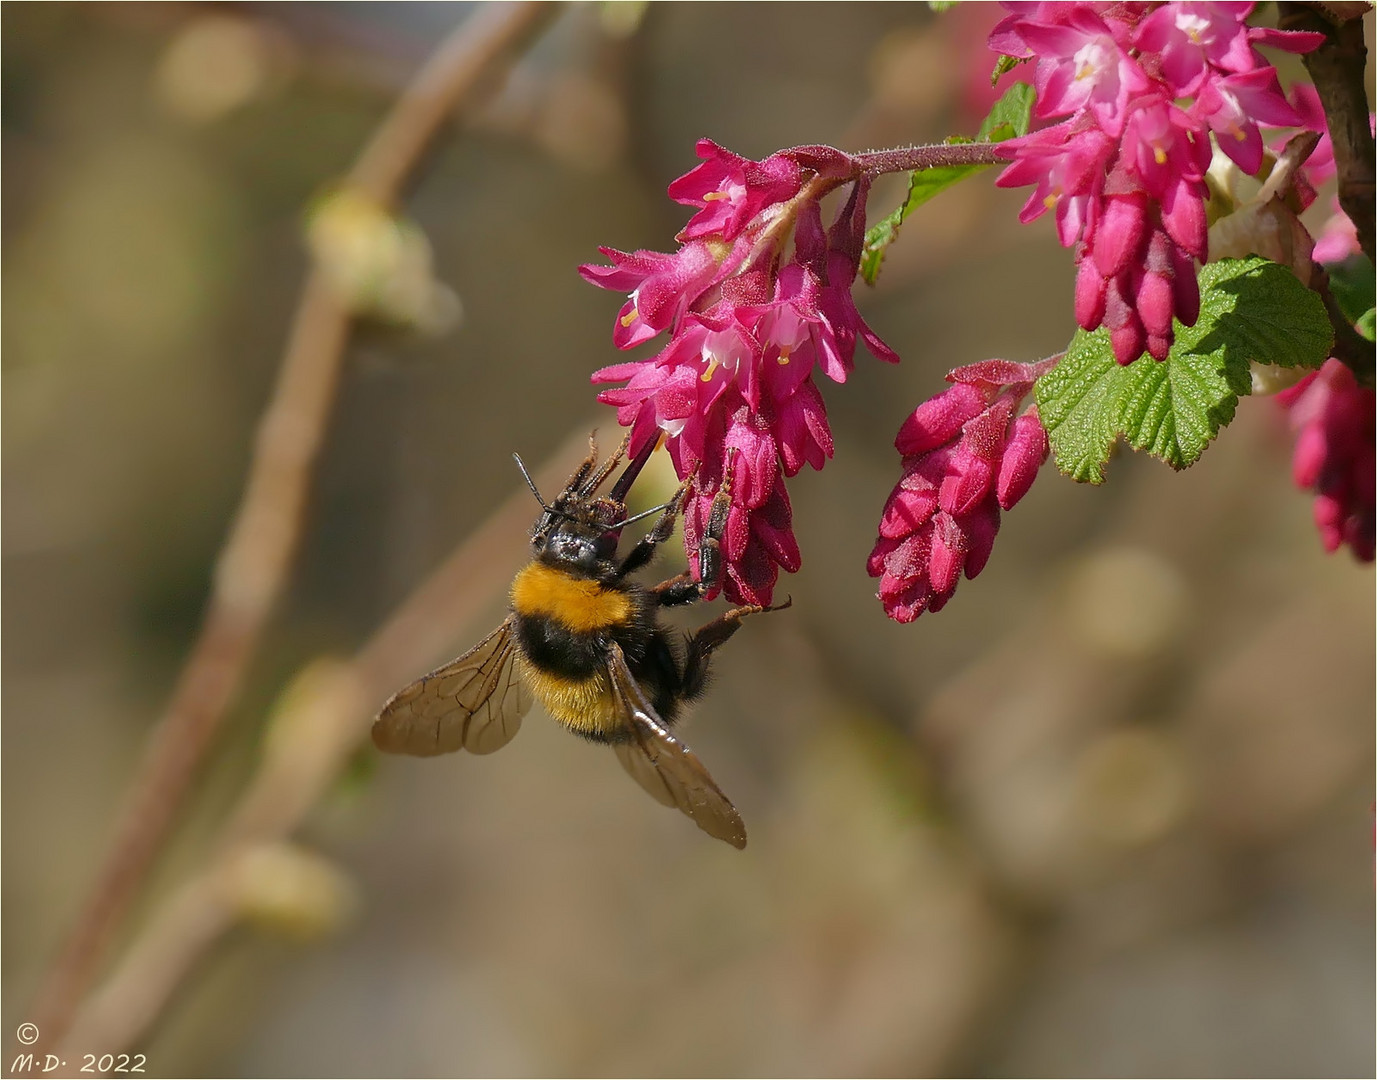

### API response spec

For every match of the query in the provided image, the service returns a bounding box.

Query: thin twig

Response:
[62,431,593,1056]
[24,2,557,1055]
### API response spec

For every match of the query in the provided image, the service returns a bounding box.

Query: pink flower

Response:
[868,360,1053,621]
[578,240,739,349]
[1192,67,1303,175]
[990,1,1321,364]
[997,117,1116,246]
[1134,1,1257,95]
[1118,93,1212,203]
[1017,7,1151,135]
[1312,198,1361,265]
[667,139,804,242]
[1277,359,1376,561]
[586,142,893,605]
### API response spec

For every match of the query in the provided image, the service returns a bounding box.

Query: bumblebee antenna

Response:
[613,500,674,529]
[512,453,554,512]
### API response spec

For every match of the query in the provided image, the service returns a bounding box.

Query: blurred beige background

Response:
[4,4,1373,1077]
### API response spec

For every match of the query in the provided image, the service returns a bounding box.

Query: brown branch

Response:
[61,431,594,1057]
[23,2,558,1056]
[1279,3,1376,264]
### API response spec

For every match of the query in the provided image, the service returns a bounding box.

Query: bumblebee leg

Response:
[653,571,700,607]
[650,466,732,600]
[581,430,632,496]
[681,599,791,699]
[615,481,688,579]
[556,433,603,499]
[694,473,733,596]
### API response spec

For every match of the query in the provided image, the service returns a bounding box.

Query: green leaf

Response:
[977,81,1034,142]
[1192,256,1333,369]
[1325,253,1375,326]
[1357,308,1375,342]
[1035,257,1334,483]
[861,83,1032,285]
[1032,331,1124,484]
[990,55,1024,85]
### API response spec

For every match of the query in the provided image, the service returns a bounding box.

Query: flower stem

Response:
[855,142,1007,176]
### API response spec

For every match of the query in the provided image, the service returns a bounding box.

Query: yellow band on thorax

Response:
[511,561,632,633]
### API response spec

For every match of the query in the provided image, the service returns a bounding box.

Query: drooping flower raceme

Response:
[584,141,897,606]
[1277,359,1376,562]
[991,2,1323,364]
[868,360,1053,622]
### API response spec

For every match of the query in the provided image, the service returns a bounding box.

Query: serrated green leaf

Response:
[1193,256,1333,369]
[1030,330,1122,483]
[862,83,1032,286]
[1036,257,1334,482]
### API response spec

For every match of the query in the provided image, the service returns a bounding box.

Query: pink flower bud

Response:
[1279,358,1375,562]
[940,453,996,517]
[878,481,938,539]
[997,412,1049,509]
[870,363,1048,621]
[895,383,987,454]
[1076,255,1108,330]
[963,505,1001,579]
[1094,191,1149,277]
[928,512,967,595]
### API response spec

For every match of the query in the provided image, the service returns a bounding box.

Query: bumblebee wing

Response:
[606,642,747,850]
[372,617,530,757]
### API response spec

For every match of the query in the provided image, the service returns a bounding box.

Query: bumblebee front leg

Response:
[615,481,689,580]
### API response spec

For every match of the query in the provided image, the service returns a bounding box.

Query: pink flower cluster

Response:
[991,2,1323,364]
[868,360,1053,622]
[1277,359,1376,562]
[583,141,897,605]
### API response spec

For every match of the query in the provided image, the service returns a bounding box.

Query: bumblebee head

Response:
[534,515,620,571]
[514,446,659,574]
[527,476,626,573]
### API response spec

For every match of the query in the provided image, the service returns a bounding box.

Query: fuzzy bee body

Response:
[509,560,669,741]
[373,436,780,848]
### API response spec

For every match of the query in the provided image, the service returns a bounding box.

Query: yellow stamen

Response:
[777,347,792,365]
[1153,146,1168,165]
[703,191,728,202]
[1044,193,1060,209]
[619,307,639,328]
[701,357,720,382]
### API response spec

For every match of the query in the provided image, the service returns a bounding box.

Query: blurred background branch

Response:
[63,430,589,1056]
[23,1,557,1055]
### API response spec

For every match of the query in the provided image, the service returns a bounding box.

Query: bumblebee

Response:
[371,435,783,848]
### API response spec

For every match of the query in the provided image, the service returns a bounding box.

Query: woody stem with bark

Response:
[1278,3,1375,265]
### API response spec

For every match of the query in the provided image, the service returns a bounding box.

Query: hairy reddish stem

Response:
[856,142,1008,175]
